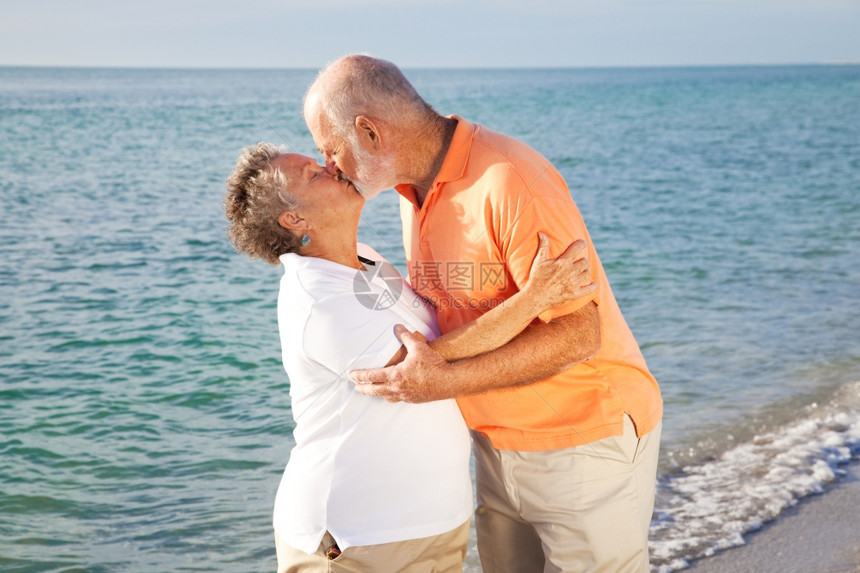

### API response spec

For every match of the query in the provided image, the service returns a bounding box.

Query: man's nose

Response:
[323,156,339,176]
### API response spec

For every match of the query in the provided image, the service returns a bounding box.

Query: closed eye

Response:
[304,162,319,183]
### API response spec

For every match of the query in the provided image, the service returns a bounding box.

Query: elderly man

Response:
[304,55,663,573]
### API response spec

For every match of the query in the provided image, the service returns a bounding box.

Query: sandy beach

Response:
[686,461,860,573]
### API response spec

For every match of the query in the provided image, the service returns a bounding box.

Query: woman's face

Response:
[271,153,365,231]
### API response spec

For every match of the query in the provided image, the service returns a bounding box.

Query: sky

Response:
[1,0,859,69]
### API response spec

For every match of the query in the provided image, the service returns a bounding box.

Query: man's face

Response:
[305,98,393,199]
[306,111,359,182]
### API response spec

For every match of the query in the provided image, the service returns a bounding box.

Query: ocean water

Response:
[1,65,858,572]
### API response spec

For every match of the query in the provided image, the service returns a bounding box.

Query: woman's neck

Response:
[301,232,362,270]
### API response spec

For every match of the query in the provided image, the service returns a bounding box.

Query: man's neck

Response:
[407,117,458,207]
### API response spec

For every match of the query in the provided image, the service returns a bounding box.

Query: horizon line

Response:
[1,61,859,72]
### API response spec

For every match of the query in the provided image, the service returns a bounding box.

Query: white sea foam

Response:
[649,382,860,572]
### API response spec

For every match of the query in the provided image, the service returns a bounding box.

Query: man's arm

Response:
[384,232,594,367]
[352,301,600,403]
[429,233,595,360]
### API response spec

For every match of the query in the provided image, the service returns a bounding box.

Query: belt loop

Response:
[322,532,341,560]
[325,544,341,560]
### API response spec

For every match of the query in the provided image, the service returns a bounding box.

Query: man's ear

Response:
[354,115,381,150]
[278,211,306,233]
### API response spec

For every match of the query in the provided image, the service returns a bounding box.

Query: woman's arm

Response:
[386,233,595,365]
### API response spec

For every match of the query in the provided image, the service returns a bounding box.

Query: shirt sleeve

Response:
[302,293,406,377]
[496,164,600,323]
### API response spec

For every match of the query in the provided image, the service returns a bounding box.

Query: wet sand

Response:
[686,461,860,573]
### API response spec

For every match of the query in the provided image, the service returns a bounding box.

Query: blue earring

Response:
[301,234,311,248]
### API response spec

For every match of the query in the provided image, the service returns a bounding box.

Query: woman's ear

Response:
[278,211,306,233]
[354,115,381,150]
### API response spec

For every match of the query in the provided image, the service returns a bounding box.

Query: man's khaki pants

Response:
[275,519,470,573]
[473,415,662,573]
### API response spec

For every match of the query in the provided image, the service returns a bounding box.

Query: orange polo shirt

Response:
[396,117,662,451]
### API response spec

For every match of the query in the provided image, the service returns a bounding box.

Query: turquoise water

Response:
[1,65,859,572]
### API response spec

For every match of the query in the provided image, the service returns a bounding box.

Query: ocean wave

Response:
[649,381,860,572]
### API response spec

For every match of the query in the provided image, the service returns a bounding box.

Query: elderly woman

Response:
[224,143,595,573]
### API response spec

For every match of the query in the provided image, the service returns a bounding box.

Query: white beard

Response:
[351,147,396,199]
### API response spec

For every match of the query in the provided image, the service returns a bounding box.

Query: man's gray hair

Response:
[310,55,435,141]
[224,142,303,265]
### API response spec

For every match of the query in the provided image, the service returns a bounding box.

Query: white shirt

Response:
[273,244,472,554]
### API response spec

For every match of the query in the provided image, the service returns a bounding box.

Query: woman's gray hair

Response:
[224,142,303,265]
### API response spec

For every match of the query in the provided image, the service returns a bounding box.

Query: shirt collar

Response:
[433,115,476,185]
[395,115,477,207]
